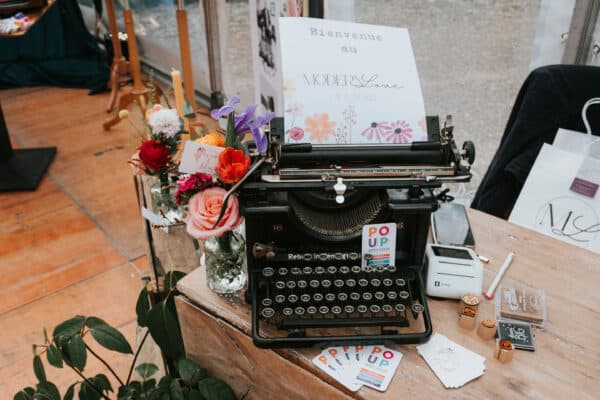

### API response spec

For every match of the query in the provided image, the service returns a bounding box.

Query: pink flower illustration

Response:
[383,120,413,144]
[289,126,304,141]
[361,121,391,143]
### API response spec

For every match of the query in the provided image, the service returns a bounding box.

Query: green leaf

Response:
[190,369,208,387]
[136,286,150,327]
[135,363,159,379]
[197,378,236,400]
[157,375,174,389]
[147,302,185,360]
[63,383,76,400]
[92,373,113,393]
[143,378,157,393]
[36,381,61,400]
[13,387,35,400]
[85,317,133,354]
[57,336,72,365]
[78,381,101,400]
[169,380,185,400]
[52,316,85,339]
[177,358,200,383]
[117,382,141,400]
[43,328,49,343]
[225,113,236,148]
[33,355,46,383]
[164,271,187,291]
[67,335,87,371]
[46,344,63,368]
[187,389,204,400]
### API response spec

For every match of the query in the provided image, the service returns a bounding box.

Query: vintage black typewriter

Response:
[238,115,474,348]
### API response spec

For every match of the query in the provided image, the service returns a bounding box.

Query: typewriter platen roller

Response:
[239,116,473,348]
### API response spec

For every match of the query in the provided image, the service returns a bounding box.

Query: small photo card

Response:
[361,223,397,270]
[178,141,224,175]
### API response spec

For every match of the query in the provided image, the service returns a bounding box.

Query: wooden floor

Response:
[0,86,148,396]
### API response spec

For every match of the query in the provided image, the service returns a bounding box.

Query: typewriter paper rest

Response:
[279,18,427,145]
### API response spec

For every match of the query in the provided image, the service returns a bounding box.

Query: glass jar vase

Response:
[202,227,247,294]
[149,174,184,224]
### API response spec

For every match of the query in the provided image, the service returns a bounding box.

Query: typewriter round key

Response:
[338,293,348,301]
[358,279,369,287]
[383,278,393,287]
[295,307,306,315]
[370,304,381,313]
[375,291,385,300]
[303,266,313,275]
[399,291,410,300]
[275,295,285,303]
[291,267,302,275]
[325,293,336,302]
[315,266,326,275]
[339,266,350,274]
[357,305,368,313]
[262,267,275,277]
[388,266,397,273]
[382,304,393,313]
[350,253,360,260]
[412,304,425,313]
[321,280,332,288]
[313,293,324,302]
[300,294,311,303]
[387,291,398,300]
[396,278,406,287]
[283,308,293,316]
[371,278,381,287]
[327,266,337,274]
[346,279,356,287]
[288,294,298,303]
[395,304,406,313]
[261,308,275,318]
[278,267,288,276]
[376,265,386,273]
[334,279,344,288]
[297,280,307,289]
[286,281,296,289]
[362,292,373,301]
[261,298,272,307]
[331,306,342,314]
[364,265,374,273]
[275,281,285,289]
[309,280,320,288]
[307,306,317,315]
[351,265,362,274]
[319,306,330,314]
[350,292,361,301]
[345,305,355,313]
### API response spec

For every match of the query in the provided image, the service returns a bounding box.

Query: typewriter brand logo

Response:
[272,224,283,232]
[287,252,360,261]
[535,196,600,244]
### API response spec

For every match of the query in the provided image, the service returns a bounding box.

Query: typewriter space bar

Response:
[279,316,409,330]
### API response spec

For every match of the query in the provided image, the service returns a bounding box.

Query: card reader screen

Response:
[432,246,473,260]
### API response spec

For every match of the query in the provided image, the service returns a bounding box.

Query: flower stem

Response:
[126,329,151,384]
[84,342,125,386]
[70,366,110,400]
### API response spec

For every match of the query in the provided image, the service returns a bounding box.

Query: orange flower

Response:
[215,147,250,184]
[304,113,336,143]
[196,132,226,147]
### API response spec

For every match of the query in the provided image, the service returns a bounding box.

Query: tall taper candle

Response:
[171,69,189,135]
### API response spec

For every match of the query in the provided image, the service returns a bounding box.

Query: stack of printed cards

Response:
[312,345,402,392]
[416,333,486,389]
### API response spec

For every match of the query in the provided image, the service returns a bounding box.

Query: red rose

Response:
[139,140,170,171]
[215,147,250,184]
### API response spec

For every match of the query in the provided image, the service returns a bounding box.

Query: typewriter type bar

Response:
[276,165,456,180]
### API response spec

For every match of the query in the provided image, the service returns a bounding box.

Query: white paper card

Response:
[178,141,224,175]
[361,223,397,270]
[141,207,170,233]
[354,345,402,392]
[312,350,362,392]
[280,18,426,144]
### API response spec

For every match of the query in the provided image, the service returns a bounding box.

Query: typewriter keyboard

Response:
[255,264,426,332]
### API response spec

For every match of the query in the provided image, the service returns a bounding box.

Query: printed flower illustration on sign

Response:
[418,117,427,134]
[289,126,305,141]
[305,113,336,143]
[384,120,413,144]
[361,121,391,143]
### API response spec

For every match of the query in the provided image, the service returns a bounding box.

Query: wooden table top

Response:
[177,209,600,399]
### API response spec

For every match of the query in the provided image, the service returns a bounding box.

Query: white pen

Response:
[483,252,514,300]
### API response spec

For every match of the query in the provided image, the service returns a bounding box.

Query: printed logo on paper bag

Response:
[535,196,600,244]
[361,223,396,269]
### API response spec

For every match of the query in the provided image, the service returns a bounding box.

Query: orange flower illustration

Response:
[304,113,336,143]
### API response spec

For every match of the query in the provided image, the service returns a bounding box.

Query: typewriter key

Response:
[307,306,317,315]
[275,295,285,303]
[295,307,306,315]
[278,267,288,276]
[334,279,344,288]
[331,306,342,314]
[362,292,373,301]
[315,266,326,274]
[275,281,286,289]
[358,278,369,287]
[350,292,361,301]
[297,280,307,289]
[387,291,398,300]
[261,298,272,307]
[313,293,324,302]
[286,281,296,289]
[319,306,330,314]
[338,292,348,301]
[350,252,360,260]
[303,266,313,275]
[396,278,406,287]
[383,278,393,287]
[382,304,393,313]
[288,294,298,303]
[370,304,381,313]
[351,265,362,274]
[291,267,302,275]
[375,265,386,273]
[395,304,406,313]
[261,308,275,318]
[375,291,385,300]
[364,265,374,273]
[344,305,355,313]
[357,305,368,313]
[371,278,381,287]
[262,267,275,277]
[327,266,337,274]
[340,266,350,274]
[399,290,410,300]
[325,293,336,302]
[346,279,356,287]
[321,279,332,288]
[309,279,320,288]
[300,294,311,303]
[388,266,397,273]
[283,308,293,316]
[412,303,425,313]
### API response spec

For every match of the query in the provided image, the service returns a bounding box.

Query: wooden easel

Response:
[177,0,196,110]
[104,0,128,113]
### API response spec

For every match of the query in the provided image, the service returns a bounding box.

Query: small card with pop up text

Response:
[361,223,397,270]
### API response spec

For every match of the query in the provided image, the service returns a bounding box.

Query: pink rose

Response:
[289,126,304,141]
[185,187,243,240]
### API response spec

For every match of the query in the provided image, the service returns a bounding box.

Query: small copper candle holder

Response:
[477,319,497,340]
[458,307,477,329]
[460,293,480,314]
[494,339,515,363]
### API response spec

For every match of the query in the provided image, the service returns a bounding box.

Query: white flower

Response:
[148,108,181,137]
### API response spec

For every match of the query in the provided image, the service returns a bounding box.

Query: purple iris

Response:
[210,96,240,120]
[234,103,258,133]
[250,111,275,153]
